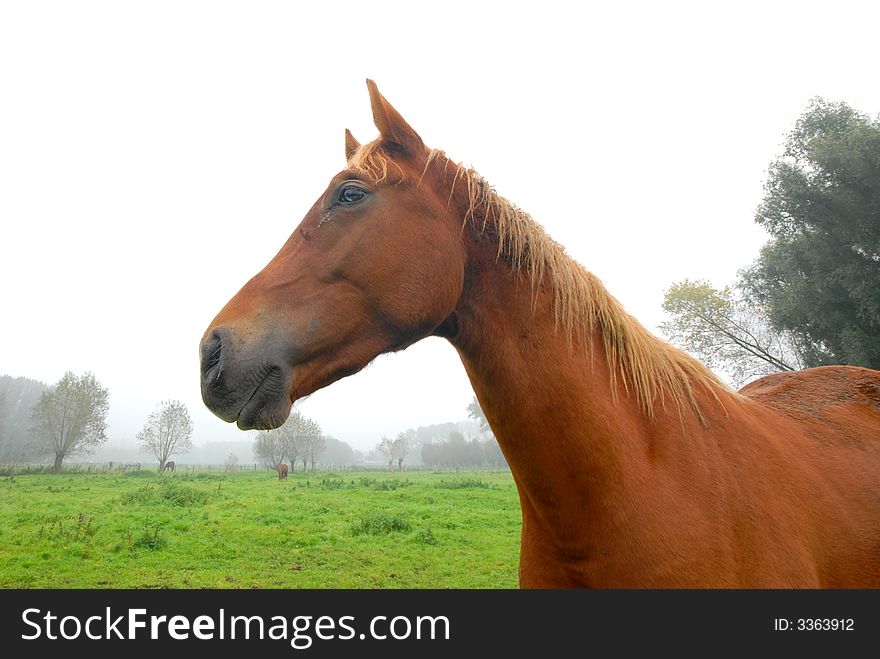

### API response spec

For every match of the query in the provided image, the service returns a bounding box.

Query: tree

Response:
[30,371,109,473]
[661,279,807,386]
[300,430,326,472]
[256,411,325,471]
[420,430,507,469]
[391,432,409,471]
[320,436,355,466]
[377,435,394,470]
[281,412,324,471]
[482,438,507,468]
[0,375,48,462]
[254,428,286,468]
[467,395,490,432]
[137,400,193,472]
[742,98,880,369]
[0,391,15,464]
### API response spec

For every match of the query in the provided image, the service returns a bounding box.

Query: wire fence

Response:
[0,462,507,476]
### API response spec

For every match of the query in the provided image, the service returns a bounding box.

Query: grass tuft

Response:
[121,482,209,507]
[350,513,412,536]
[132,522,167,551]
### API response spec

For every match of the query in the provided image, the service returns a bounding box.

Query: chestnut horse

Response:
[276,463,288,480]
[200,81,880,587]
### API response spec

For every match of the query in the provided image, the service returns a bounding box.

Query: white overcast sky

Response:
[2,1,879,451]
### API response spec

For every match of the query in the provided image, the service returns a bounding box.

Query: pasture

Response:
[0,468,520,588]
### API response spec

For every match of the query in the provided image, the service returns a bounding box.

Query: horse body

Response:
[199,81,880,587]
[277,463,288,480]
[429,117,878,587]
[452,258,880,586]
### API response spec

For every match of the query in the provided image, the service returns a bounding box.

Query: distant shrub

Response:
[350,513,411,536]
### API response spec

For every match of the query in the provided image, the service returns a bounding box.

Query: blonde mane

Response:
[349,141,730,419]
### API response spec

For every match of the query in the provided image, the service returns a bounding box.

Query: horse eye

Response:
[338,185,367,204]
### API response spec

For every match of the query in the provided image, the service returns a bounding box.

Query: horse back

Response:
[739,365,880,442]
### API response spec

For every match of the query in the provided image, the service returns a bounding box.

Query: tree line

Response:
[421,431,506,469]
[377,434,408,470]
[369,397,507,470]
[4,374,505,473]
[0,370,359,473]
[662,99,880,385]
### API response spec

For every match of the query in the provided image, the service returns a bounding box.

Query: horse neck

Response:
[445,243,646,485]
[440,225,725,576]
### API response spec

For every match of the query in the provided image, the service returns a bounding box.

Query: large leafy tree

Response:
[30,371,110,473]
[742,98,880,368]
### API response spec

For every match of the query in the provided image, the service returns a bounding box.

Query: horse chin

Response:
[236,392,293,431]
[232,366,295,431]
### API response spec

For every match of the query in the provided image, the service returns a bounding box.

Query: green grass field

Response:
[0,468,521,588]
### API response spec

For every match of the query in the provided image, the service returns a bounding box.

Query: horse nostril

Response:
[201,330,225,379]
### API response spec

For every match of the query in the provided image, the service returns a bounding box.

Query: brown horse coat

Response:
[200,81,880,587]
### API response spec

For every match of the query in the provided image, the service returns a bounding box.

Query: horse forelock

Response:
[346,141,730,419]
[347,140,405,183]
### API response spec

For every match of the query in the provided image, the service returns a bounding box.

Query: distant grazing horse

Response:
[162,461,176,473]
[276,463,288,480]
[200,81,880,587]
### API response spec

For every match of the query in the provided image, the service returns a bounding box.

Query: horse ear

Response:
[366,79,425,156]
[344,128,361,161]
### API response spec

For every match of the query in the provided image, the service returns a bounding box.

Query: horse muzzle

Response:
[199,327,294,430]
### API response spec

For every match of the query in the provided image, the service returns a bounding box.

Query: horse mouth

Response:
[200,327,377,431]
[233,366,292,430]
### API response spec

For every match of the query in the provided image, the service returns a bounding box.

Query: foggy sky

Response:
[2,0,879,451]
